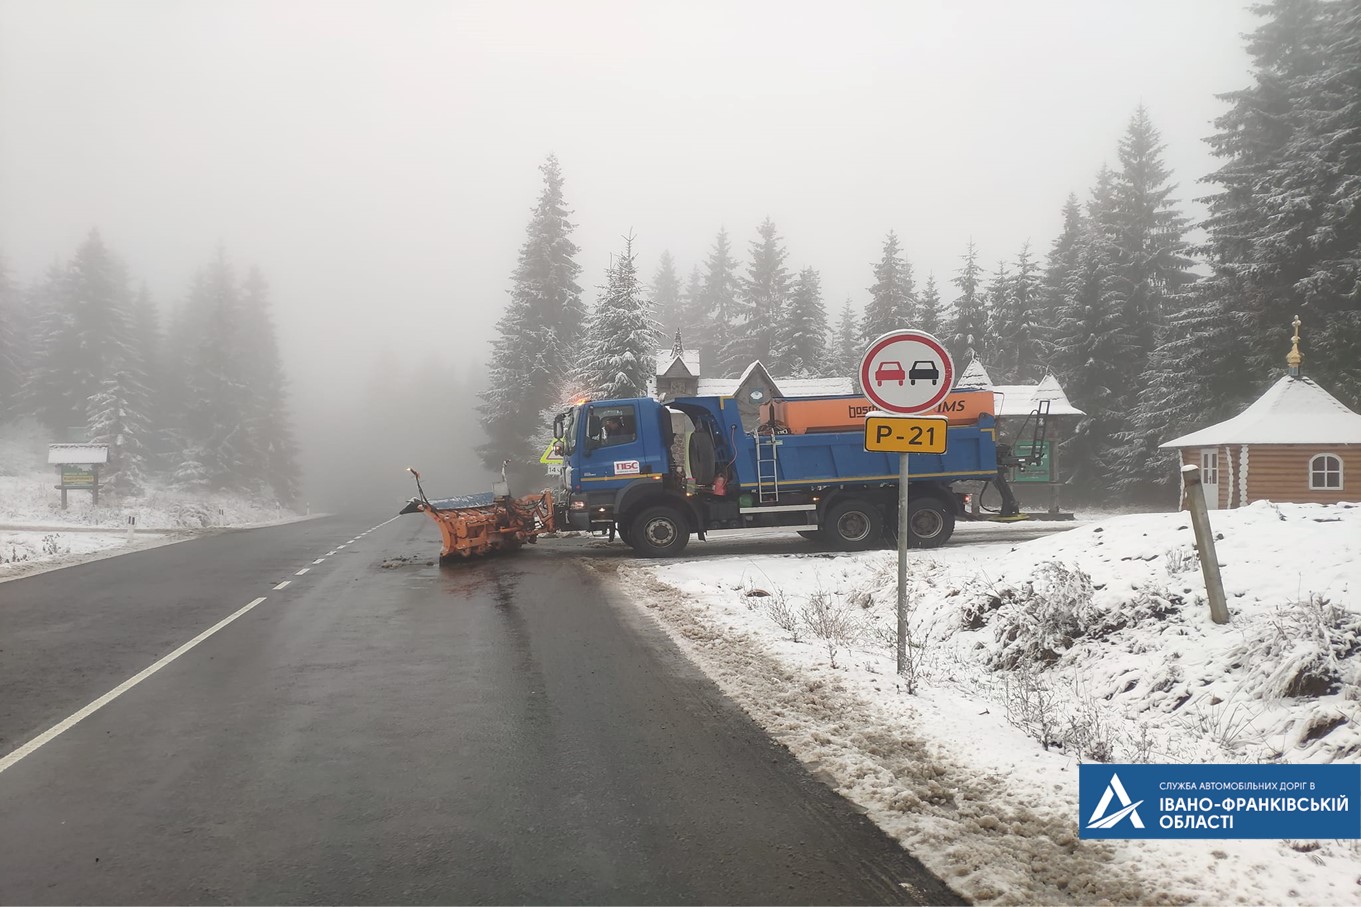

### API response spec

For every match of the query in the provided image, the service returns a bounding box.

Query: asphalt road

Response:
[0,514,965,905]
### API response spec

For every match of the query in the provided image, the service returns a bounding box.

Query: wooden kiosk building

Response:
[1159,318,1361,510]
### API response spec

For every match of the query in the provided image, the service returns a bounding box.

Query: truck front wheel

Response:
[824,499,882,551]
[908,497,955,548]
[629,505,690,557]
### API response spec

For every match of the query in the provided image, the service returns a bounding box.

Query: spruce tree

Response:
[949,240,987,366]
[24,229,151,493]
[1050,204,1136,502]
[86,361,151,497]
[1104,107,1197,497]
[239,268,301,503]
[477,155,583,485]
[776,267,829,377]
[178,250,257,491]
[1191,0,1361,408]
[651,251,684,337]
[128,285,167,472]
[1008,244,1045,382]
[576,234,658,399]
[695,230,741,375]
[720,218,790,376]
[918,274,943,337]
[982,261,1011,377]
[681,265,704,334]
[832,298,860,379]
[1037,195,1085,368]
[861,231,913,342]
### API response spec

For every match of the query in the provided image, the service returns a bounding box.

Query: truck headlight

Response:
[570,500,587,511]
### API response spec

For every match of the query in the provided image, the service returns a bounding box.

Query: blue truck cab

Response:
[552,390,1016,557]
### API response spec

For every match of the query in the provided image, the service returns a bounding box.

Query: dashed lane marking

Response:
[313,558,325,564]
[295,568,309,576]
[273,581,290,590]
[0,597,270,778]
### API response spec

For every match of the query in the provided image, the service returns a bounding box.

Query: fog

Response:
[0,0,1256,512]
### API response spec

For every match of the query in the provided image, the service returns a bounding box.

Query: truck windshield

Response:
[560,407,579,455]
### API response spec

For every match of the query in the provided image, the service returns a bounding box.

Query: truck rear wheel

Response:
[824,499,882,551]
[629,505,690,557]
[908,497,955,548]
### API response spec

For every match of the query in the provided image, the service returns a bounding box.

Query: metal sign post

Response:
[859,331,954,678]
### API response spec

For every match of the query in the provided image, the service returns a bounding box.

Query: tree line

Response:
[0,231,300,503]
[479,0,1359,502]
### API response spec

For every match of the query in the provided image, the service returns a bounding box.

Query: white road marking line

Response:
[313,558,325,564]
[273,581,290,590]
[0,597,270,778]
[326,550,337,556]
[295,568,309,575]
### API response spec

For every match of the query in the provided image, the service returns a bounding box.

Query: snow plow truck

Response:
[405,387,1048,561]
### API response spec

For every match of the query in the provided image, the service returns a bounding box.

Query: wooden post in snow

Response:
[1182,464,1230,625]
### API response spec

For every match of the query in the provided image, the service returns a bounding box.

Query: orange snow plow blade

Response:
[401,469,554,561]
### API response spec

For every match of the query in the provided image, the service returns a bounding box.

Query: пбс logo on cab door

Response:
[613,460,641,475]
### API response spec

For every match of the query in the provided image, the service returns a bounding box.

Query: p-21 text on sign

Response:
[864,415,949,454]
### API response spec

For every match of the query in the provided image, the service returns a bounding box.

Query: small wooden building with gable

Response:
[1159,319,1361,510]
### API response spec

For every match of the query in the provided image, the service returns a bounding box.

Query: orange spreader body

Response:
[761,390,994,434]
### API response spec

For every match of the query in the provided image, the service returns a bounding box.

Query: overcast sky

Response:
[0,0,1260,495]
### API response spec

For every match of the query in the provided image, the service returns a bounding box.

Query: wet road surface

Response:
[0,514,966,905]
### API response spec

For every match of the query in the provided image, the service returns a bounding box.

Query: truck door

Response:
[579,403,650,487]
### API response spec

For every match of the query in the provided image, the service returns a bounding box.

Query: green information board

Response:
[1012,441,1053,483]
[61,465,95,487]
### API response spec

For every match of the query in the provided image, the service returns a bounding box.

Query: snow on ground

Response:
[617,503,1361,906]
[0,470,308,581]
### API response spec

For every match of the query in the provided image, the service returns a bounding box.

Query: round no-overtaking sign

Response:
[859,330,955,414]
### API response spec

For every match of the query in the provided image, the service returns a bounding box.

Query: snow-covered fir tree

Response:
[238,268,301,504]
[1111,106,1195,356]
[576,234,658,399]
[477,155,584,485]
[1185,0,1361,409]
[917,274,943,337]
[1103,107,1197,498]
[949,240,987,366]
[1037,194,1085,368]
[1050,200,1137,502]
[127,285,168,472]
[86,361,151,497]
[681,265,704,331]
[24,231,136,435]
[720,219,790,376]
[832,298,860,379]
[1006,244,1045,383]
[651,251,684,337]
[176,250,259,491]
[775,267,829,377]
[981,261,1010,377]
[695,229,741,376]
[861,231,914,342]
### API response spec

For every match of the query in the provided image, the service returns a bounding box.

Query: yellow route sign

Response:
[864,414,949,454]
